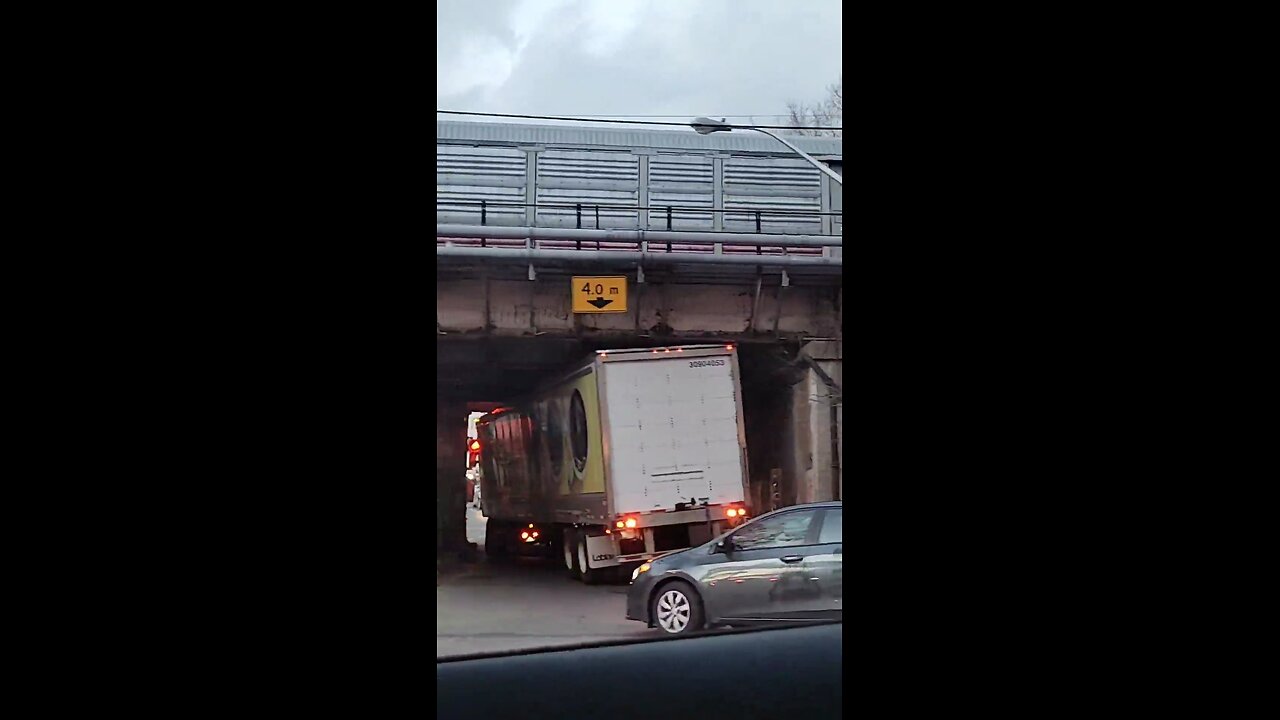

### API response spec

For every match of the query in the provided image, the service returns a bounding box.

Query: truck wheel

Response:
[485,521,507,559]
[542,527,560,561]
[563,530,580,578]
[652,580,704,636]
[577,537,601,585]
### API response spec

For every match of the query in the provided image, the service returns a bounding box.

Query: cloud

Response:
[436,0,842,123]
[577,0,645,57]
[435,0,522,97]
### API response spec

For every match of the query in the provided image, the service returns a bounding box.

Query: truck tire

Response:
[577,536,601,585]
[563,529,580,578]
[485,520,508,559]
[543,527,561,561]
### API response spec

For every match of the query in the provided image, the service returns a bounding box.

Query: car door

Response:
[799,508,842,620]
[700,508,820,624]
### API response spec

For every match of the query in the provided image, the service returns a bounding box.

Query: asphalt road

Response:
[437,505,653,658]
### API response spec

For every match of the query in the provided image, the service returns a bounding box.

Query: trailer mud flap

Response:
[584,535,620,569]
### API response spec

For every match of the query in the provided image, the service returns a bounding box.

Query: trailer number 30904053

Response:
[689,359,726,368]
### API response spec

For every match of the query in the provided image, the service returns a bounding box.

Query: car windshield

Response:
[437,0,842,660]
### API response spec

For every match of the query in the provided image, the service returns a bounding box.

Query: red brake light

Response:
[470,440,480,451]
[624,517,637,528]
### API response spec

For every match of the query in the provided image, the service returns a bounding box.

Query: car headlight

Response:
[631,563,651,581]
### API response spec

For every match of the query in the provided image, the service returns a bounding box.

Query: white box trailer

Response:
[476,344,751,583]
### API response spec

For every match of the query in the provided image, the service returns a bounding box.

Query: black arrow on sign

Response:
[587,297,614,309]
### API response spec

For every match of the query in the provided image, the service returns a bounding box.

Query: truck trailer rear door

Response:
[601,351,746,513]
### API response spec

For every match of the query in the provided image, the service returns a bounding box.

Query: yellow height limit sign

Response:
[572,276,628,313]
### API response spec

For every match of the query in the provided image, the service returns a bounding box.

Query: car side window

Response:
[732,510,817,551]
[818,509,841,544]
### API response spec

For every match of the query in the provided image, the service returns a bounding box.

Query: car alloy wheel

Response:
[655,588,692,634]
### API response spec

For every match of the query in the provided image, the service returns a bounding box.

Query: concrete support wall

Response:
[835,290,842,500]
[740,339,842,515]
[787,375,811,504]
[783,341,843,507]
[437,400,468,554]
[837,400,843,501]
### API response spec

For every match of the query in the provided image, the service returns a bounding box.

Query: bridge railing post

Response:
[666,206,673,253]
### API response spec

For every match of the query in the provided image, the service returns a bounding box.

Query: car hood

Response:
[652,546,699,566]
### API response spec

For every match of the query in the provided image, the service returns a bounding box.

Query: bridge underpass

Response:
[436,247,842,556]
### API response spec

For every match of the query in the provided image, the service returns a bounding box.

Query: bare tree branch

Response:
[785,101,813,136]
[786,75,841,137]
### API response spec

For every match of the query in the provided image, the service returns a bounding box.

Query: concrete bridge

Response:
[436,121,842,554]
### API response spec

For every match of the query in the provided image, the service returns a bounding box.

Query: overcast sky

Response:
[437,0,841,128]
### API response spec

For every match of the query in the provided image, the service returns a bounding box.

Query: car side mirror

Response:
[715,538,735,554]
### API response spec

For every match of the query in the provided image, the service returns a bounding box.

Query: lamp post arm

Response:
[748,127,842,186]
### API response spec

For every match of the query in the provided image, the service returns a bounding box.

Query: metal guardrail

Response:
[438,199,844,219]
[438,199,842,262]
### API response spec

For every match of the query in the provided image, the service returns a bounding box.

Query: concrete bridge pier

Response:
[793,339,843,505]
[436,400,468,556]
[740,338,842,514]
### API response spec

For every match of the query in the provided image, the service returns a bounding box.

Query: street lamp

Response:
[691,117,842,186]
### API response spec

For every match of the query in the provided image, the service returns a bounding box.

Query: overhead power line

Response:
[437,110,841,132]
